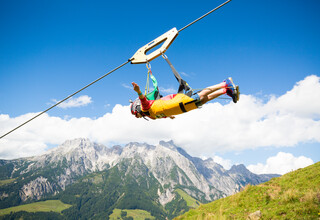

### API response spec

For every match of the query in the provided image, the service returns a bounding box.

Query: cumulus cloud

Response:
[0,75,320,159]
[213,156,232,170]
[159,86,176,94]
[122,83,132,90]
[51,95,92,109]
[123,83,176,95]
[180,72,189,77]
[247,152,314,175]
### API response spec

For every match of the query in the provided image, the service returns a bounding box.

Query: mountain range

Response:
[0,138,278,219]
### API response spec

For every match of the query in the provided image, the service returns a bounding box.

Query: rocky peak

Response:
[45,138,108,157]
[111,145,123,154]
[62,138,92,149]
[2,138,278,207]
[229,164,250,174]
[159,140,178,151]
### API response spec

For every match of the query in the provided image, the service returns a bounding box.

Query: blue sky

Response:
[0,0,319,174]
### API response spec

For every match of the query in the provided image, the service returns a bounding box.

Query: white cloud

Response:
[159,86,176,94]
[268,75,320,119]
[200,155,232,170]
[180,72,189,77]
[122,83,132,90]
[52,95,92,109]
[0,75,320,160]
[213,156,232,170]
[123,83,176,96]
[247,152,314,175]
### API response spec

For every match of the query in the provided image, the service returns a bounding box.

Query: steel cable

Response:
[178,0,232,33]
[1,0,232,139]
[0,60,130,139]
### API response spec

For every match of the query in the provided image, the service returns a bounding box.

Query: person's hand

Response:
[132,82,141,94]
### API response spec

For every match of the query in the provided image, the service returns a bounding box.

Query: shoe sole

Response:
[235,85,240,102]
[227,77,238,103]
[231,86,240,103]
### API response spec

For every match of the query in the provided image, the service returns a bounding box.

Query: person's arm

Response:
[132,82,144,99]
[132,82,152,111]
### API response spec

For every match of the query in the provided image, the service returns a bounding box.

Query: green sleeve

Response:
[146,74,160,100]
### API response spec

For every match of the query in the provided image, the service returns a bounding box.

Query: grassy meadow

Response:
[0,200,72,216]
[109,208,155,219]
[175,162,320,219]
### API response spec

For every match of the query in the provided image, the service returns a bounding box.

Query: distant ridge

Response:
[0,138,278,219]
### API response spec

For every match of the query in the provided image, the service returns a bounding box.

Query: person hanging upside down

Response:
[130,77,240,120]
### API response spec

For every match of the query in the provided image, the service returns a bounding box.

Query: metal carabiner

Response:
[161,53,168,59]
[146,62,152,71]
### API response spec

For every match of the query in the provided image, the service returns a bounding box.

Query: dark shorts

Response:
[190,93,202,107]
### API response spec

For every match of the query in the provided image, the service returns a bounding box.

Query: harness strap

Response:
[145,63,161,100]
[184,99,197,105]
[145,63,151,96]
[179,97,202,113]
[179,102,187,112]
[142,111,150,116]
[162,54,192,96]
[185,98,202,107]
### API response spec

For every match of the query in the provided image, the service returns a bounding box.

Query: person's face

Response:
[135,112,142,118]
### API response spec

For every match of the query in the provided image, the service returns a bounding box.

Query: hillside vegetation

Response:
[175,162,320,219]
[0,200,71,216]
[109,209,155,220]
[0,140,287,219]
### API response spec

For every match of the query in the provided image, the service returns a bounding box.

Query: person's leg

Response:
[197,82,226,105]
[197,82,225,97]
[197,78,239,105]
[199,88,226,105]
[207,89,226,101]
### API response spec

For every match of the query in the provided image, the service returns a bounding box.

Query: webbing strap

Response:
[145,63,161,100]
[162,54,192,96]
[179,102,187,112]
[145,63,151,95]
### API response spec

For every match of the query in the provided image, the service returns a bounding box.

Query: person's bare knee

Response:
[200,95,208,105]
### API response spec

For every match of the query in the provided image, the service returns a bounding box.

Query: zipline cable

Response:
[0,60,130,140]
[0,0,232,140]
[178,0,232,33]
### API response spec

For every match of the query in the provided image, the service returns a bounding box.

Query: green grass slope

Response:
[109,208,155,220]
[0,178,16,187]
[175,189,201,209]
[175,162,320,220]
[0,200,71,216]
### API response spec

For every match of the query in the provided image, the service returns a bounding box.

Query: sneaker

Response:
[234,85,240,103]
[225,77,237,103]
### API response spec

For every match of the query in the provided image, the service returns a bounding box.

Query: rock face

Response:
[0,138,278,207]
[19,177,59,201]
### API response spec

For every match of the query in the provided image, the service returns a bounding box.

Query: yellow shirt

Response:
[143,93,198,119]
